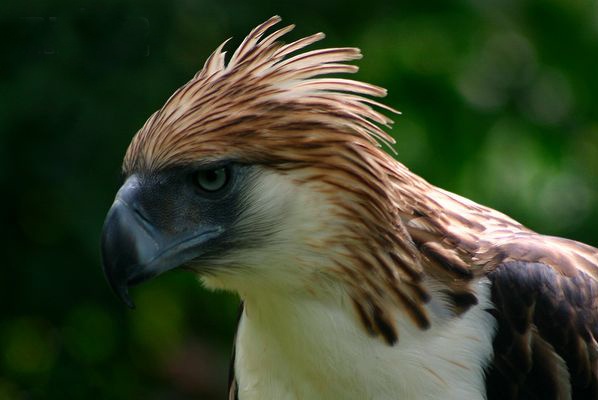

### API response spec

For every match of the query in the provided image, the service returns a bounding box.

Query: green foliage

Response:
[1,0,597,398]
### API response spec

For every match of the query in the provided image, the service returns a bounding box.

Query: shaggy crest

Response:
[124,15,398,172]
[122,16,487,343]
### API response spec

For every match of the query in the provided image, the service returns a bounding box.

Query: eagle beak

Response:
[100,177,222,308]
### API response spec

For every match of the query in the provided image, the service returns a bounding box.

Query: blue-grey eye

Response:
[195,167,229,192]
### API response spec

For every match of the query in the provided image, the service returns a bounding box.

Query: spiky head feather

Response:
[124,16,398,172]
[122,16,469,343]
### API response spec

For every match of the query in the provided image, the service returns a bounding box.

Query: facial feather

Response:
[121,16,441,340]
[120,15,534,341]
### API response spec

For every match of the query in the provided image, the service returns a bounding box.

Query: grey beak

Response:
[100,177,222,308]
[100,197,156,308]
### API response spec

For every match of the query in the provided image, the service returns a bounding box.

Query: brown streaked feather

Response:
[123,12,429,338]
[123,16,598,363]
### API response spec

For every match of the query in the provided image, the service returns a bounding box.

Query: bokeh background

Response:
[1,0,598,398]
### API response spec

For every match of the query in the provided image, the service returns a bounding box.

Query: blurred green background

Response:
[1,0,597,398]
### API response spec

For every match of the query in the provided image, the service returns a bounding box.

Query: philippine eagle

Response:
[101,16,598,400]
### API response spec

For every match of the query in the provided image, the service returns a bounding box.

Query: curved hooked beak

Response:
[100,177,222,308]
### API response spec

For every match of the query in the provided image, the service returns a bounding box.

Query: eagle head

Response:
[101,16,430,342]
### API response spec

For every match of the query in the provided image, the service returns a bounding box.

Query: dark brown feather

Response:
[486,261,598,400]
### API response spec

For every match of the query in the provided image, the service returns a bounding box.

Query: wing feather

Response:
[486,261,598,399]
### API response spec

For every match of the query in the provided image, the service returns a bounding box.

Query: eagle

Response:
[101,16,598,400]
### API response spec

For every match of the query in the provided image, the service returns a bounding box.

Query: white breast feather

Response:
[235,279,496,400]
[201,170,498,400]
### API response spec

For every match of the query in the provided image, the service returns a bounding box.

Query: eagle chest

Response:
[233,281,496,400]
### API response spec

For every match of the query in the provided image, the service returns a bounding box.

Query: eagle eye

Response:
[194,166,229,192]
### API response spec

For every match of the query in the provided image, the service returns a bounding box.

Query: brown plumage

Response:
[105,16,598,399]
[125,16,431,341]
